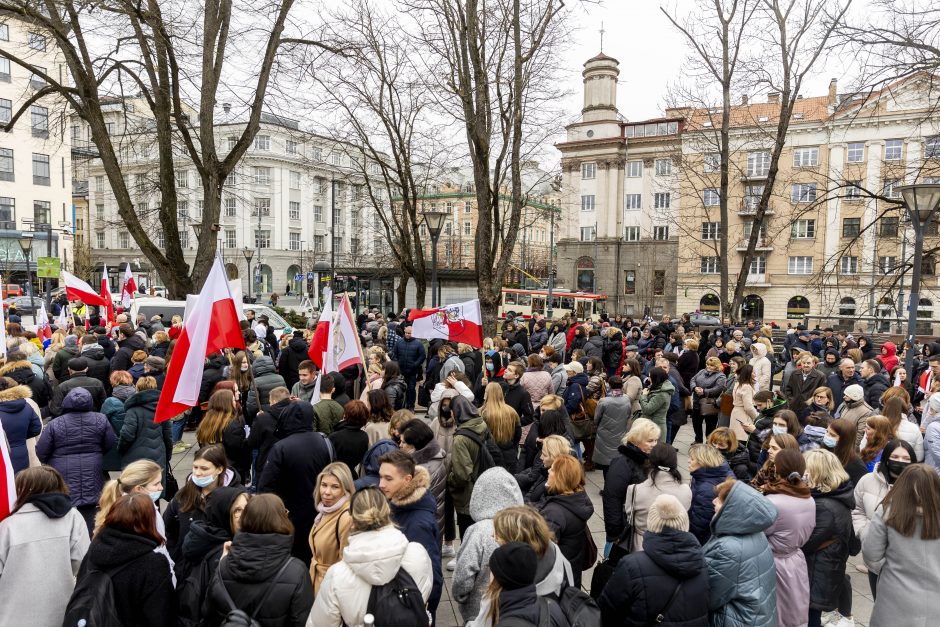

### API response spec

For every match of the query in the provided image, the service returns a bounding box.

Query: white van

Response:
[128,297,294,341]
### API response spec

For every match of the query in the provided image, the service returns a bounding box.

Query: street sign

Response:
[306,272,315,280]
[36,257,60,278]
[294,273,304,281]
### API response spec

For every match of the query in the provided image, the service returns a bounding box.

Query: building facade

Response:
[0,17,75,289]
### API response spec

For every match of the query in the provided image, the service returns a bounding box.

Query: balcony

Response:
[738,200,775,216]
[745,274,771,287]
[737,238,773,251]
[740,170,769,182]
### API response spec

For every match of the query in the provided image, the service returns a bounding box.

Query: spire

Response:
[600,21,605,52]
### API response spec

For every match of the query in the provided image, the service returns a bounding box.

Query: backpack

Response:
[455,427,503,479]
[497,596,552,627]
[62,561,135,627]
[214,557,293,627]
[553,582,602,627]
[365,566,429,627]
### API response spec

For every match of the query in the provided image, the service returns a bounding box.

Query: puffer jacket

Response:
[447,415,489,514]
[412,438,448,532]
[392,337,426,375]
[603,442,648,541]
[382,375,407,410]
[101,384,138,472]
[584,335,605,360]
[246,356,286,418]
[0,360,51,409]
[537,489,594,586]
[353,438,399,490]
[639,381,675,443]
[803,481,855,611]
[81,343,111,391]
[702,481,778,627]
[452,467,524,622]
[689,463,733,545]
[202,532,313,627]
[35,387,116,507]
[749,343,772,392]
[851,466,890,572]
[593,393,633,467]
[0,383,41,473]
[598,527,709,627]
[306,525,433,627]
[521,369,553,408]
[118,388,172,469]
[110,333,147,372]
[51,343,79,383]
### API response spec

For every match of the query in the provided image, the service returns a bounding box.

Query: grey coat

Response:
[592,394,633,467]
[690,368,727,404]
[246,355,286,417]
[412,440,448,533]
[863,511,940,627]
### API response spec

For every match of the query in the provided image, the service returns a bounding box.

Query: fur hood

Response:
[0,360,33,376]
[0,384,32,402]
[389,465,430,508]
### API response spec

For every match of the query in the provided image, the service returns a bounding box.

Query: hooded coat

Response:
[0,384,41,473]
[702,481,778,627]
[81,343,111,391]
[118,388,172,469]
[802,481,855,611]
[36,388,116,507]
[50,371,107,417]
[877,341,899,373]
[246,355,287,418]
[447,397,488,514]
[353,438,399,490]
[639,380,675,443]
[388,465,442,615]
[593,392,634,467]
[277,335,310,390]
[50,341,79,382]
[247,398,292,476]
[749,343,772,393]
[328,420,370,481]
[412,437,448,531]
[598,527,710,627]
[202,532,313,627]
[0,359,51,410]
[257,401,334,565]
[109,332,147,372]
[603,442,649,541]
[689,463,734,545]
[625,472,693,551]
[764,492,816,627]
[537,488,595,585]
[452,467,524,622]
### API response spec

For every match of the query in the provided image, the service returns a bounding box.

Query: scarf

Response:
[314,494,350,527]
[609,389,624,397]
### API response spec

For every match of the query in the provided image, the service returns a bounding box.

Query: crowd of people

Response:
[1,306,939,627]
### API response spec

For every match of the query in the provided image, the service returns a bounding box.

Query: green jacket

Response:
[447,416,489,514]
[638,380,675,442]
[313,398,344,435]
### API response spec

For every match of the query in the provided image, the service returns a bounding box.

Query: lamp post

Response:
[242,247,254,303]
[18,233,35,324]
[897,183,940,376]
[423,209,448,308]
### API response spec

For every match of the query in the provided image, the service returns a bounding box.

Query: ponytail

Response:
[95,460,162,531]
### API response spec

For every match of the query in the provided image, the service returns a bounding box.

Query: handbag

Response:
[699,397,718,417]
[719,392,734,415]
[651,581,684,625]
[589,485,638,599]
[570,385,596,440]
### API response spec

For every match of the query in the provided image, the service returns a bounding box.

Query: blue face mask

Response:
[486,363,494,371]
[191,474,216,488]
[148,490,163,502]
[772,425,787,436]
[823,435,837,449]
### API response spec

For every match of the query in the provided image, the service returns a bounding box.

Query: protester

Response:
[593,375,634,476]
[624,443,692,551]
[480,382,522,473]
[603,418,658,554]
[687,443,733,544]
[639,366,673,443]
[536,454,595,585]
[308,462,354,595]
[328,400,371,480]
[481,542,569,627]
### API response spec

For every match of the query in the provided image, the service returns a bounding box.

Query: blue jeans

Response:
[171,419,185,444]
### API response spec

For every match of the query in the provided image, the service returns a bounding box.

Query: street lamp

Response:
[897,183,940,376]
[423,209,448,308]
[18,233,35,323]
[242,246,255,303]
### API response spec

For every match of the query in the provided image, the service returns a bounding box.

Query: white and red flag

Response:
[408,298,484,348]
[327,294,366,372]
[121,263,137,309]
[155,257,245,423]
[307,288,333,368]
[61,270,106,306]
[36,302,51,340]
[100,265,115,328]
[0,421,15,523]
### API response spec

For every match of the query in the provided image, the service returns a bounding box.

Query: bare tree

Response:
[0,0,343,296]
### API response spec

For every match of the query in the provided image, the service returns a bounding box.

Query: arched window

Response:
[700,293,720,315]
[786,295,810,318]
[740,294,764,321]
[576,256,595,291]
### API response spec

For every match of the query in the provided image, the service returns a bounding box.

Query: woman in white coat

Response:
[308,486,433,627]
[0,466,89,627]
[749,342,772,393]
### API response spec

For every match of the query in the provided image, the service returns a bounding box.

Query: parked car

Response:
[1,284,24,299]
[3,296,42,315]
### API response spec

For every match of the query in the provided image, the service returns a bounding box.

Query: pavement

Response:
[167,417,874,627]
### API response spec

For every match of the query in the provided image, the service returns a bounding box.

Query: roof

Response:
[683,95,831,131]
[585,52,618,64]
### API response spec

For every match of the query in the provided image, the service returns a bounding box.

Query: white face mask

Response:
[772,425,787,436]
[240,365,249,372]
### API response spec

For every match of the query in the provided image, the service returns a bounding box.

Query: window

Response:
[0,58,10,85]
[747,151,770,177]
[443,221,452,237]
[844,180,861,199]
[793,147,819,167]
[749,256,767,275]
[332,206,342,225]
[224,197,237,217]
[464,202,471,213]
[791,183,817,203]
[226,137,238,151]
[885,139,903,161]
[312,147,323,161]
[96,232,105,249]
[289,232,301,251]
[791,219,816,239]
[312,178,324,194]
[253,167,271,185]
[924,255,937,276]
[254,135,270,151]
[331,151,343,166]
[177,201,189,222]
[624,194,641,210]
[880,216,899,237]
[653,271,666,296]
[879,256,897,274]
[463,221,471,236]
[581,162,596,179]
[580,226,596,241]
[221,230,235,249]
[624,226,640,241]
[653,225,669,240]
[703,188,720,206]
[654,193,671,209]
[314,235,324,252]
[701,221,720,240]
[253,197,270,217]
[701,256,720,273]
[32,153,50,185]
[624,270,636,294]
[580,195,595,211]
[30,105,48,138]
[289,171,301,189]
[0,98,10,123]
[27,32,46,51]
[745,185,764,210]
[33,200,50,227]
[313,205,323,222]
[95,204,104,221]
[255,230,271,249]
[0,148,12,182]
[840,256,858,274]
[0,24,8,40]
[29,66,46,89]
[118,232,130,248]
[286,139,298,154]
[704,153,720,173]
[884,179,901,198]
[846,142,865,163]
[655,159,672,176]
[926,136,940,158]
[333,236,343,253]
[175,170,188,189]
[0,197,14,228]
[627,160,642,177]
[179,230,191,249]
[289,201,300,220]
[224,170,237,186]
[842,217,861,238]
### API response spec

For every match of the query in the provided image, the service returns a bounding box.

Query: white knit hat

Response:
[843,384,864,402]
[647,494,690,533]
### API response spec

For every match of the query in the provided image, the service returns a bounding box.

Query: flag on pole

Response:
[154,257,245,423]
[307,288,333,369]
[55,304,68,331]
[121,263,137,309]
[61,270,106,306]
[100,265,115,328]
[327,294,366,372]
[36,302,51,340]
[0,421,16,522]
[408,299,484,348]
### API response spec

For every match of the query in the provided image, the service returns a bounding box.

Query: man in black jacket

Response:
[247,386,291,490]
[276,330,309,390]
[110,323,146,371]
[860,358,890,410]
[80,334,111,393]
[50,357,107,416]
[392,325,427,410]
[827,358,862,408]
[500,362,534,427]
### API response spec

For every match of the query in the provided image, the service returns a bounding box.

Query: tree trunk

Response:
[396,273,410,313]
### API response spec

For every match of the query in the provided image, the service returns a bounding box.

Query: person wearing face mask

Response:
[851,439,916,596]
[824,417,868,487]
[476,350,505,403]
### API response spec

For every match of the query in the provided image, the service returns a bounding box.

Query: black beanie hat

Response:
[488,541,537,590]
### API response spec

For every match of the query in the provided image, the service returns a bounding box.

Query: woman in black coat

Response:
[202,494,313,627]
[73,494,176,627]
[328,400,371,480]
[598,494,709,627]
[536,454,594,587]
[602,420,657,549]
[802,450,857,627]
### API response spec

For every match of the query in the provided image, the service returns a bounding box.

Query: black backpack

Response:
[365,566,429,627]
[214,558,293,627]
[497,596,552,627]
[62,561,134,627]
[455,427,503,478]
[553,581,602,627]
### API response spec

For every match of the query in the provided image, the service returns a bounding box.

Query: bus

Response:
[499,288,607,321]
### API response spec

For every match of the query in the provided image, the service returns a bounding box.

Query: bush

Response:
[271,305,308,330]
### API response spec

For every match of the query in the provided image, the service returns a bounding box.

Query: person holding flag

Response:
[121,262,137,310]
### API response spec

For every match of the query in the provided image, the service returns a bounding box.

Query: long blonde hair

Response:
[95,460,162,531]
[481,382,519,445]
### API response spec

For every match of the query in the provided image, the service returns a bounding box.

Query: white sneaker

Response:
[821,611,840,626]
[834,618,855,627]
[441,544,455,558]
[446,559,456,571]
